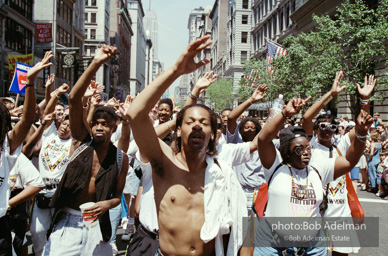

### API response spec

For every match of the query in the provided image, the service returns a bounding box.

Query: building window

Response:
[241,51,247,64]
[85,13,88,23]
[91,13,96,23]
[242,15,248,24]
[91,0,96,6]
[85,0,88,6]
[241,32,248,43]
[90,29,96,39]
[6,0,33,20]
[242,0,248,9]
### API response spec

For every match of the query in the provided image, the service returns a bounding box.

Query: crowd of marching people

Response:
[1,35,388,256]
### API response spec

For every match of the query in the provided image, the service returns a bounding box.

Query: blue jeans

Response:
[368,159,379,187]
[43,208,112,256]
[109,203,122,243]
[254,246,326,256]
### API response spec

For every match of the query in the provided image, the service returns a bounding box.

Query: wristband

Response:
[281,110,289,119]
[54,92,60,99]
[323,95,333,106]
[188,92,198,100]
[83,103,89,109]
[248,99,253,105]
[25,83,34,87]
[360,98,369,105]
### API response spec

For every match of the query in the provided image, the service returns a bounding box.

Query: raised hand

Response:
[356,109,373,136]
[27,51,53,83]
[173,35,212,75]
[90,93,101,106]
[45,73,55,88]
[283,97,311,117]
[96,83,105,93]
[250,84,268,102]
[357,74,376,100]
[84,80,97,98]
[119,95,133,117]
[41,113,54,126]
[195,71,218,94]
[93,45,117,64]
[105,97,119,110]
[330,71,346,96]
[57,83,70,94]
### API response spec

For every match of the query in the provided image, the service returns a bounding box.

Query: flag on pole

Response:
[266,40,288,73]
[9,62,32,95]
[244,69,259,88]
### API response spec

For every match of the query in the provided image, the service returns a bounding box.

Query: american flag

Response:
[266,40,288,73]
[244,69,259,88]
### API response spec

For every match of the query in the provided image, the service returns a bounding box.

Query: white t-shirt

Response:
[264,150,335,217]
[216,142,251,167]
[136,152,159,233]
[38,123,72,189]
[309,134,351,217]
[226,126,265,189]
[0,134,22,217]
[9,153,45,190]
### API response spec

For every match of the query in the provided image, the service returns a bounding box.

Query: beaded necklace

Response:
[287,164,309,200]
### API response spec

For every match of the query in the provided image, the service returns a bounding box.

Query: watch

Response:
[25,83,34,87]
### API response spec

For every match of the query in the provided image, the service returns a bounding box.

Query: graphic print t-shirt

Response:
[38,123,72,187]
[264,150,335,218]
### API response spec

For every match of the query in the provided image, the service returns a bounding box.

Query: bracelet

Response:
[188,92,198,100]
[25,83,34,87]
[54,92,60,99]
[355,132,368,139]
[355,135,366,143]
[323,95,333,106]
[360,98,370,105]
[248,99,253,105]
[281,110,289,119]
[83,103,89,109]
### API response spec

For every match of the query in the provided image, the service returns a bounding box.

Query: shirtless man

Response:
[127,36,246,256]
[44,45,128,255]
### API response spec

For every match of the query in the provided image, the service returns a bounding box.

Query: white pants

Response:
[43,208,112,256]
[30,202,55,256]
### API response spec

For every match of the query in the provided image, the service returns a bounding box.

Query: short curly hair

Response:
[172,104,218,156]
[238,117,262,142]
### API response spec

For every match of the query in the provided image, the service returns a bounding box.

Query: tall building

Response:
[178,6,211,102]
[128,0,146,96]
[224,0,252,102]
[210,0,228,77]
[85,0,111,100]
[144,1,164,85]
[110,0,133,100]
[0,0,34,98]
[34,0,85,101]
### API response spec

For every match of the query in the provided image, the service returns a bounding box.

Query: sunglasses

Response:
[319,123,337,132]
[217,123,222,129]
[293,145,312,155]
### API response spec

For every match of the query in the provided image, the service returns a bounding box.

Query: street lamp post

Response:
[145,30,152,86]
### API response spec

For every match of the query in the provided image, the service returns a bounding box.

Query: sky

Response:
[142,0,215,95]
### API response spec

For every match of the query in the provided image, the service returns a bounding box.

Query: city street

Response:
[25,186,388,255]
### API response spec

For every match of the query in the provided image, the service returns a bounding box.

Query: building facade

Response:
[128,0,146,97]
[0,0,35,98]
[110,0,133,100]
[224,0,252,106]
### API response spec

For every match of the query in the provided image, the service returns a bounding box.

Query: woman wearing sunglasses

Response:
[254,95,372,256]
[301,72,376,255]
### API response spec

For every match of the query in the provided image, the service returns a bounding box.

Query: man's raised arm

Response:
[68,45,117,141]
[9,51,53,154]
[126,36,212,166]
